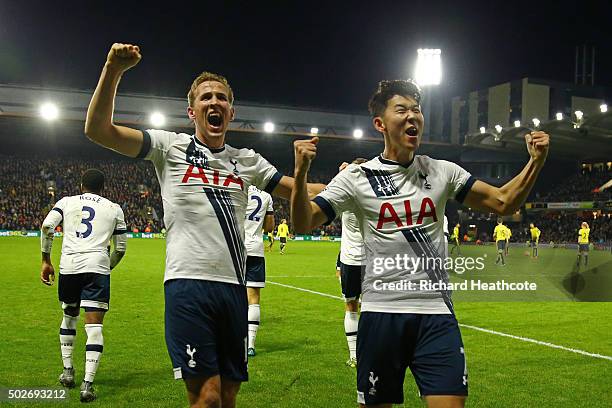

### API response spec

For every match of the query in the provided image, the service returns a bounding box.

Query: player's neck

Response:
[381,147,415,167]
[195,131,225,149]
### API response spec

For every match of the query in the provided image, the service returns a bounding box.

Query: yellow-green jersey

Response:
[452,226,459,240]
[493,225,507,242]
[277,223,289,238]
[530,227,541,243]
[504,226,512,241]
[578,228,590,244]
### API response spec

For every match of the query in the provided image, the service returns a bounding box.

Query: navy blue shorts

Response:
[579,244,589,252]
[58,272,110,312]
[246,256,266,288]
[279,237,287,244]
[164,279,248,382]
[530,241,537,248]
[356,312,467,405]
[497,241,506,251]
[340,262,362,301]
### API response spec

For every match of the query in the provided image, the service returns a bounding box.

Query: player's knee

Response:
[220,381,240,406]
[186,378,221,408]
[63,306,79,317]
[346,300,359,312]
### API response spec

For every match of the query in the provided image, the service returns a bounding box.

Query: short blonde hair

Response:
[187,71,234,107]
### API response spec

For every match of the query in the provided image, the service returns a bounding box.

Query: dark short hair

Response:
[352,157,368,165]
[81,169,105,193]
[368,79,422,117]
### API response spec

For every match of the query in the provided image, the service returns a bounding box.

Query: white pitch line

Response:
[268,281,612,362]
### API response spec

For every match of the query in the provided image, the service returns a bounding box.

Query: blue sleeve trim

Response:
[113,228,128,235]
[52,207,63,220]
[312,196,336,226]
[136,130,152,159]
[455,176,477,204]
[263,171,284,194]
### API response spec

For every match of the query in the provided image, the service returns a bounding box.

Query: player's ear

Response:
[229,106,235,122]
[373,116,385,133]
[187,106,196,121]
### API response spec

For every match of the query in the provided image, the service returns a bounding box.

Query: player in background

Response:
[266,230,275,252]
[529,223,540,258]
[504,225,512,256]
[277,219,289,254]
[291,79,549,407]
[244,185,275,357]
[40,169,127,403]
[443,216,450,259]
[577,222,590,267]
[450,223,461,255]
[84,43,325,407]
[493,219,507,266]
[337,158,367,368]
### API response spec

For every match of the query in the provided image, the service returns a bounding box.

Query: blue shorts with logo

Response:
[246,256,266,288]
[356,312,468,405]
[164,279,248,382]
[58,272,110,312]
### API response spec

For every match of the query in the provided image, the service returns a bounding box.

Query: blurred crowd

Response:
[1,155,609,244]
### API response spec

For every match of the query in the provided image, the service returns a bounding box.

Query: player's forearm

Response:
[110,251,125,270]
[307,183,326,198]
[42,252,52,264]
[497,158,545,215]
[291,171,314,234]
[85,63,123,142]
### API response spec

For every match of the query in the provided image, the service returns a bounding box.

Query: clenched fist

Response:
[106,43,142,73]
[525,131,550,164]
[294,137,319,174]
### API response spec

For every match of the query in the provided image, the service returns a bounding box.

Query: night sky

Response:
[1,0,611,113]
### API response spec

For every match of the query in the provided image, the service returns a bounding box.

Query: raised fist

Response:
[294,137,319,174]
[106,43,142,73]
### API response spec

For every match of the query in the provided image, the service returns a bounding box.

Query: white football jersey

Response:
[314,155,475,314]
[140,129,281,285]
[340,211,364,266]
[41,193,127,275]
[244,185,274,257]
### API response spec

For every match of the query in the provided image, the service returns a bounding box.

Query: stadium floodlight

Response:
[353,129,363,139]
[574,110,583,120]
[514,120,521,128]
[414,48,442,86]
[600,104,608,113]
[310,127,319,135]
[263,122,275,133]
[149,112,166,128]
[555,112,563,121]
[479,126,486,134]
[532,118,540,128]
[494,124,503,133]
[40,102,59,121]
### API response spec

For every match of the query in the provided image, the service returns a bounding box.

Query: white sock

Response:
[344,311,358,360]
[59,314,78,369]
[84,324,103,383]
[248,304,261,349]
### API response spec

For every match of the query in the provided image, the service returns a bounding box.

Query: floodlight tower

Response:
[414,49,442,140]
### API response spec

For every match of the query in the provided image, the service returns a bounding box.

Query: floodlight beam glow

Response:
[40,103,59,121]
[532,118,540,127]
[414,49,442,86]
[310,127,319,135]
[353,129,363,139]
[555,112,563,121]
[600,104,608,113]
[494,125,503,133]
[514,120,521,128]
[150,112,166,127]
[575,110,583,120]
[479,126,486,134]
[263,122,275,133]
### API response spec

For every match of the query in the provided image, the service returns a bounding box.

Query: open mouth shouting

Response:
[406,124,418,137]
[207,111,224,132]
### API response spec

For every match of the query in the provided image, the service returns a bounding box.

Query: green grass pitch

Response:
[0,237,610,407]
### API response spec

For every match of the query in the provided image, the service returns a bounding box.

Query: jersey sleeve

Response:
[441,160,476,204]
[265,193,274,214]
[137,129,175,166]
[42,198,66,230]
[112,205,128,253]
[312,166,357,225]
[252,153,283,194]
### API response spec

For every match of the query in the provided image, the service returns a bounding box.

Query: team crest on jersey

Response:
[186,139,210,169]
[230,159,240,175]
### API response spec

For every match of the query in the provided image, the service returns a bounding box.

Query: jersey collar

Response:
[378,154,414,169]
[192,135,226,153]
